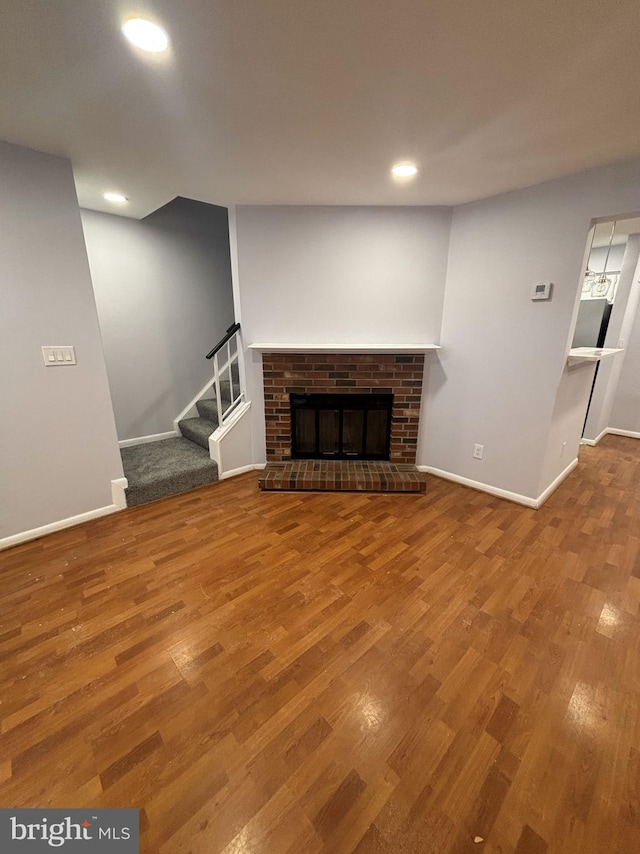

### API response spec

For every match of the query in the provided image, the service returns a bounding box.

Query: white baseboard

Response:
[0,504,122,551]
[419,458,579,510]
[607,427,640,440]
[119,431,178,449]
[419,466,537,508]
[220,463,265,481]
[111,477,128,509]
[581,427,608,447]
[535,458,579,508]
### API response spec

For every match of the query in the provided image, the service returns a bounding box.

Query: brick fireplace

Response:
[262,352,425,463]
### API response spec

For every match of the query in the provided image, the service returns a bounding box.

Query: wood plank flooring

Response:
[1,435,639,853]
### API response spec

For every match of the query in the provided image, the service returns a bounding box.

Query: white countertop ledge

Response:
[567,347,624,367]
[248,343,441,354]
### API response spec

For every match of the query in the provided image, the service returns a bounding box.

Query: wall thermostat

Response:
[531,282,553,301]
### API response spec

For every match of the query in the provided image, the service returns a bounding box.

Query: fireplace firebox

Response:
[262,352,424,464]
[290,393,393,460]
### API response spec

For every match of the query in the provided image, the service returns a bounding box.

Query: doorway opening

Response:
[574,215,640,442]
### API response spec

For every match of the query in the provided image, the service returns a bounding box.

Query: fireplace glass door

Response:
[290,393,392,460]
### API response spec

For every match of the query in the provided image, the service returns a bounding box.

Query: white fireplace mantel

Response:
[248,343,441,354]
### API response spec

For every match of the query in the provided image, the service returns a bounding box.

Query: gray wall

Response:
[428,158,640,500]
[81,199,235,441]
[232,176,640,497]
[0,141,123,541]
[232,205,453,462]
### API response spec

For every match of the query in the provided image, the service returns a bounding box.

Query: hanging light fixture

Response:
[591,221,616,298]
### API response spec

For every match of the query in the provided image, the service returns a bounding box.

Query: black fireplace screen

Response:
[290,393,393,460]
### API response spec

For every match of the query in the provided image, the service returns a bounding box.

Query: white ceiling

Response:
[2,0,640,219]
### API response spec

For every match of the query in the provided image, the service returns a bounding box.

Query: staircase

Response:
[120,436,219,507]
[120,326,243,508]
[177,379,234,451]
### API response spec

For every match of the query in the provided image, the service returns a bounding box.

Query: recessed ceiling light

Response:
[103,192,129,205]
[391,162,418,179]
[121,18,169,53]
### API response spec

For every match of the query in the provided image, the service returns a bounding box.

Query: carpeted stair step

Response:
[196,382,239,423]
[178,416,217,450]
[121,437,218,507]
[220,379,233,406]
[195,397,220,425]
[210,379,235,407]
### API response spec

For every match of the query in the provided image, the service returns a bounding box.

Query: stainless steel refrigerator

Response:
[573,298,612,348]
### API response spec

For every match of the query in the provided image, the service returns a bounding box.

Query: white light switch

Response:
[42,346,76,366]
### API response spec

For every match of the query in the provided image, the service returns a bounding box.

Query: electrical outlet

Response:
[561,441,567,457]
[473,443,484,460]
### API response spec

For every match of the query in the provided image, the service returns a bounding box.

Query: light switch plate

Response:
[42,346,76,366]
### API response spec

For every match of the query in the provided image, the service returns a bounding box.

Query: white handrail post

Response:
[213,350,222,428]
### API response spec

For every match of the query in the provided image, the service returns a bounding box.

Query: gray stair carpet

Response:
[178,416,217,449]
[121,437,218,507]
[197,378,236,417]
[195,397,220,425]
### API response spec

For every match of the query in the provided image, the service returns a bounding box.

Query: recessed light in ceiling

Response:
[391,162,418,180]
[121,18,169,53]
[103,192,129,205]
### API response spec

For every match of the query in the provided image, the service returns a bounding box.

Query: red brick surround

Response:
[262,353,425,463]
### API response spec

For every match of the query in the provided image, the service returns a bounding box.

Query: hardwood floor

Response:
[1,435,639,853]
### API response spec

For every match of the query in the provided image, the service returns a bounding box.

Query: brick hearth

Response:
[262,352,425,463]
[259,460,427,493]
